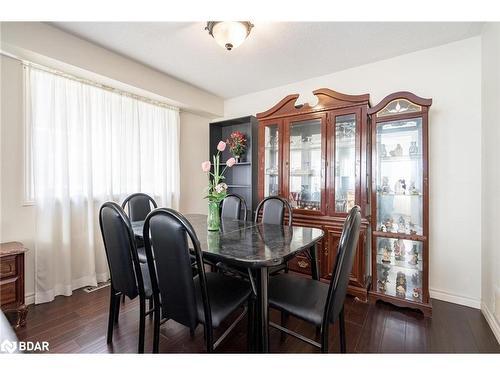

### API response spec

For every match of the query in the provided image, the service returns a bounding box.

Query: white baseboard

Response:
[481,302,500,344]
[430,288,481,309]
[25,292,35,306]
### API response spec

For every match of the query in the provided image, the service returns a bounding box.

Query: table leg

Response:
[309,243,320,281]
[255,267,269,353]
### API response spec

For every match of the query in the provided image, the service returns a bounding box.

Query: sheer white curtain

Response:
[27,66,180,304]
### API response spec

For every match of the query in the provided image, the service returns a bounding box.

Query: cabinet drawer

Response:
[0,256,17,279]
[0,279,17,305]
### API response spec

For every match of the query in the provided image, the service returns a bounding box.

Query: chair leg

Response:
[153,301,160,353]
[138,297,146,353]
[339,307,347,353]
[107,288,116,344]
[321,324,329,353]
[280,312,289,342]
[114,293,121,323]
[204,324,214,353]
[247,298,255,352]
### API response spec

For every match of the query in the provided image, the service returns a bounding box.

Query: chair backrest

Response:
[142,208,212,331]
[323,206,361,324]
[99,202,145,299]
[221,194,248,221]
[255,196,293,227]
[122,193,158,222]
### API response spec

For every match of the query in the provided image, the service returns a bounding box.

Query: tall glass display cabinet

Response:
[368,92,432,316]
[257,89,371,301]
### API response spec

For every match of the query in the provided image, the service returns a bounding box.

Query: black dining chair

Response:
[267,205,361,353]
[255,196,293,275]
[220,193,248,221]
[98,202,154,353]
[122,193,158,264]
[255,196,293,228]
[122,193,158,222]
[142,208,253,353]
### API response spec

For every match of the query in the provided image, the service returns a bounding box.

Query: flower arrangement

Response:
[226,131,247,160]
[201,141,236,230]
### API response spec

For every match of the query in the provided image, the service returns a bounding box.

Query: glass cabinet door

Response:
[375,118,423,235]
[374,116,425,302]
[334,113,357,213]
[287,118,323,211]
[264,124,280,197]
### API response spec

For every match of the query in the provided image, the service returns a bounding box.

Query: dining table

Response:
[131,213,324,353]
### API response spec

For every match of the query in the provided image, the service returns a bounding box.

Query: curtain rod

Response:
[1,50,180,112]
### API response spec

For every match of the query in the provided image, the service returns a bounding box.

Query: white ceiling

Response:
[52,22,483,99]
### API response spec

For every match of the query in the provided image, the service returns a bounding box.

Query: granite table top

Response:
[132,213,324,268]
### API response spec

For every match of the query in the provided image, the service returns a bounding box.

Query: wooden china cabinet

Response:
[256,88,371,301]
[368,92,432,316]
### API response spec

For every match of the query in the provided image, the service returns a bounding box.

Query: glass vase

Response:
[207,200,220,231]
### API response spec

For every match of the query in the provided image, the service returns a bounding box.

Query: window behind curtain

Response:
[24,65,180,208]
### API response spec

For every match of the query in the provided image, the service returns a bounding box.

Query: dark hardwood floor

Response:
[15,286,500,353]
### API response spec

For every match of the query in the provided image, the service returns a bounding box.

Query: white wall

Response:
[0,23,219,303]
[481,23,500,342]
[0,56,36,301]
[179,111,211,215]
[225,37,483,308]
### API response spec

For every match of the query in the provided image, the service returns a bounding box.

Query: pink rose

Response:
[201,161,211,172]
[226,157,236,167]
[217,141,226,152]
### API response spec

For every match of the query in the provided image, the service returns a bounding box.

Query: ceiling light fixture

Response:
[205,21,254,51]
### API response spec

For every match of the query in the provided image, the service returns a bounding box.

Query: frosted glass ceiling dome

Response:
[205,21,254,51]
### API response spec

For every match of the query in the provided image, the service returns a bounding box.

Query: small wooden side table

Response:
[0,242,28,329]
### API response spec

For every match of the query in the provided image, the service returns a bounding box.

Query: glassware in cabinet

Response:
[264,124,280,197]
[287,118,323,211]
[334,113,357,213]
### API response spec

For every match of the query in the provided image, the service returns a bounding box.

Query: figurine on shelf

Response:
[381,144,388,158]
[378,279,389,292]
[389,144,403,157]
[412,288,422,300]
[381,217,394,232]
[408,245,419,266]
[409,181,419,195]
[394,179,406,195]
[398,216,406,232]
[394,239,406,261]
[379,176,391,194]
[382,248,391,263]
[409,141,419,156]
[411,272,421,284]
[381,237,392,263]
[380,224,387,232]
[409,221,418,235]
[378,264,391,292]
[396,271,407,297]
